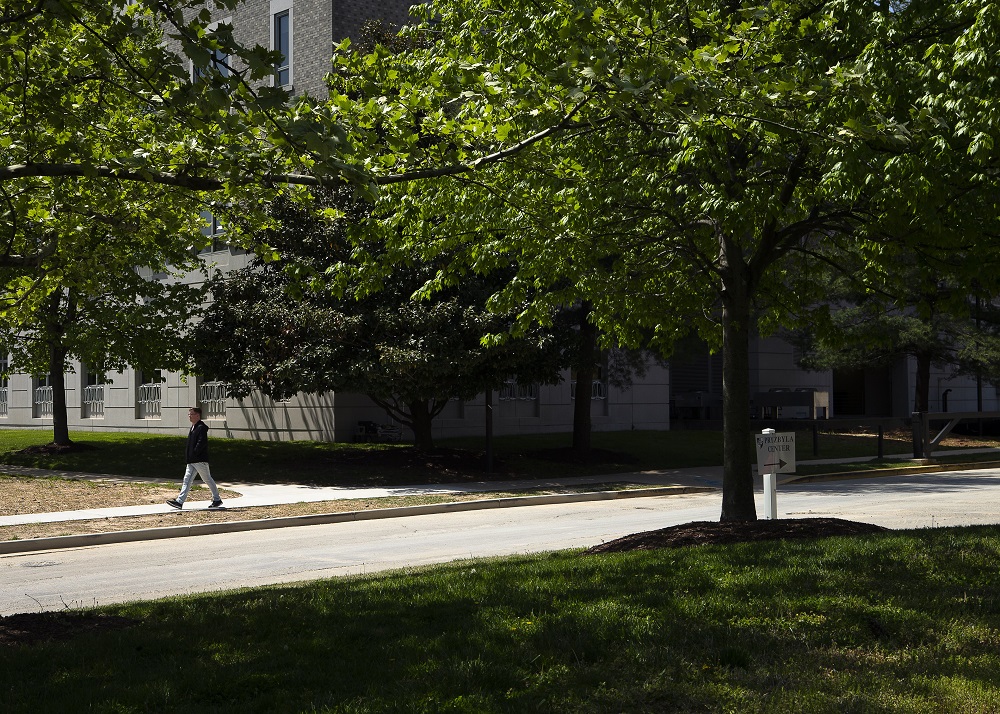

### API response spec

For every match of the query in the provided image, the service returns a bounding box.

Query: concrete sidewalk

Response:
[3,447,999,555]
[0,464,726,528]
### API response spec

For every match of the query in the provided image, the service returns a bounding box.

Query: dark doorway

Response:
[832,367,892,416]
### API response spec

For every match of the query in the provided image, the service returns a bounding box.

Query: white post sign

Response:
[755,430,796,475]
[755,430,795,520]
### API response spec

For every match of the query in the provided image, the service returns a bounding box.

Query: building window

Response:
[82,367,106,419]
[137,369,163,420]
[33,374,53,419]
[192,47,230,80]
[0,356,8,419]
[199,209,227,253]
[191,18,232,81]
[199,380,229,419]
[273,9,291,86]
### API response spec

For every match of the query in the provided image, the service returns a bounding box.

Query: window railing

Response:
[34,385,53,418]
[498,380,538,401]
[137,382,162,419]
[82,384,104,419]
[570,380,607,401]
[0,386,7,418]
[199,381,228,419]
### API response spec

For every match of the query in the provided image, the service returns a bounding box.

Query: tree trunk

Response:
[572,302,597,455]
[914,352,931,413]
[719,256,757,521]
[44,290,72,446]
[49,343,71,446]
[408,399,435,450]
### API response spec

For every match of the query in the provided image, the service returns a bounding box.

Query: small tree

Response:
[192,187,568,449]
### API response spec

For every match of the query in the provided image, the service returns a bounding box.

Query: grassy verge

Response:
[794,451,1000,477]
[3,428,996,486]
[3,526,1000,712]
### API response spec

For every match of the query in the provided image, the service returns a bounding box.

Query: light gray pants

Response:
[177,462,221,504]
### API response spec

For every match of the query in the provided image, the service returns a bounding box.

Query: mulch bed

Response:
[586,518,889,554]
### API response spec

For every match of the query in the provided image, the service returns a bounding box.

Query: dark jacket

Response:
[186,420,210,463]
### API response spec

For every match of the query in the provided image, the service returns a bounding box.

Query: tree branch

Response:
[0,162,359,189]
[374,98,594,185]
[0,233,59,268]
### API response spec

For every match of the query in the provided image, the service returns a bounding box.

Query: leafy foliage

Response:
[192,186,569,448]
[326,0,1000,518]
[0,0,367,442]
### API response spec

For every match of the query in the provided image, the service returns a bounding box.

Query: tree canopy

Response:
[192,187,570,449]
[0,0,363,442]
[325,0,1000,519]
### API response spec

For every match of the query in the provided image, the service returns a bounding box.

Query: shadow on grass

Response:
[3,527,1000,712]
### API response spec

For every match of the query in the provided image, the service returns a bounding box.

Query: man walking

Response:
[167,407,224,509]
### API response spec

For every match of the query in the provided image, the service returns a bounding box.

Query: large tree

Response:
[0,0,362,442]
[325,0,1000,520]
[1,0,364,305]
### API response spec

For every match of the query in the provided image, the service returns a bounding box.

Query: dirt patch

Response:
[0,493,527,541]
[586,518,888,554]
[0,611,138,647]
[0,475,239,516]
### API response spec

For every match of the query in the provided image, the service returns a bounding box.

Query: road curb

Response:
[0,486,716,555]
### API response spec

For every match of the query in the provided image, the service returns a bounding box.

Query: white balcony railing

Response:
[198,381,228,419]
[137,382,162,419]
[82,384,105,418]
[498,380,538,401]
[570,380,607,401]
[34,385,53,418]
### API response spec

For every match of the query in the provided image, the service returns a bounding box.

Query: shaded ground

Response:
[311,446,506,480]
[3,517,886,648]
[13,443,98,456]
[306,446,639,483]
[0,612,137,647]
[586,518,888,553]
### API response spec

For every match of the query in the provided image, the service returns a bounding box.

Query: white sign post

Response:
[755,429,796,520]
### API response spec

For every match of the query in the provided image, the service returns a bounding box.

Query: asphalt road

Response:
[2,469,1000,616]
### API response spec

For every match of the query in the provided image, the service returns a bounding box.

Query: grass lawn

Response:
[2,426,992,486]
[3,525,1000,712]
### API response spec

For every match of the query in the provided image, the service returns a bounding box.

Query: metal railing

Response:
[911,411,1000,459]
[34,385,53,418]
[570,380,607,400]
[137,382,162,419]
[199,381,228,419]
[82,384,104,418]
[498,380,538,401]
